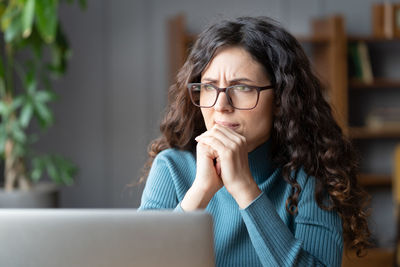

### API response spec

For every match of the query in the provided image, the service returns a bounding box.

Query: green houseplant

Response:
[0,0,86,197]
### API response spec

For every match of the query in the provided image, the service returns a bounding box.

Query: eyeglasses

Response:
[187,83,273,110]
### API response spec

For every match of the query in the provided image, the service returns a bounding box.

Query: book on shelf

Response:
[395,3,400,38]
[365,107,400,129]
[373,3,385,37]
[372,2,400,38]
[384,2,395,38]
[358,42,374,84]
[395,145,400,267]
[348,43,362,79]
[348,41,373,84]
[394,145,400,203]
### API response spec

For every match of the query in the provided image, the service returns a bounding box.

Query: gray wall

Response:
[40,0,398,247]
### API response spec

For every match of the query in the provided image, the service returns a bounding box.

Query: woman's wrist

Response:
[228,180,262,209]
[180,184,215,211]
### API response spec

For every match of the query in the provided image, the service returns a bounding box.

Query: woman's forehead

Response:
[201,46,269,83]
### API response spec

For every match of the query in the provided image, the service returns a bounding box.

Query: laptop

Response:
[0,209,215,267]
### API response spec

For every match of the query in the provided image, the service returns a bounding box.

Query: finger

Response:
[198,125,245,149]
[197,139,219,160]
[196,135,228,159]
[200,128,234,147]
[196,125,235,140]
[215,160,221,176]
[213,124,246,146]
[196,141,222,178]
[198,126,244,153]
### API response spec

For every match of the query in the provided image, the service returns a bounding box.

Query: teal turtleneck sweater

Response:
[138,139,343,266]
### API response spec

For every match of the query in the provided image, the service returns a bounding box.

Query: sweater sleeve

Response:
[239,176,343,267]
[137,153,182,211]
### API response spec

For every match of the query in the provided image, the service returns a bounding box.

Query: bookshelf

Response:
[167,13,399,267]
[349,126,400,139]
[350,78,400,89]
[348,36,400,42]
[347,37,400,139]
[358,173,392,187]
[167,14,196,85]
[305,16,400,267]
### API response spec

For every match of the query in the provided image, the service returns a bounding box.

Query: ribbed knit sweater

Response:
[138,139,343,266]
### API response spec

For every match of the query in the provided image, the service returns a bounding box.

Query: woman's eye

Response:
[234,85,251,91]
[203,84,215,90]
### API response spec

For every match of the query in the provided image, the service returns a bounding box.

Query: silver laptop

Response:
[0,209,215,267]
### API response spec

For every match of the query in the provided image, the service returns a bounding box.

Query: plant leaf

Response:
[12,141,26,158]
[11,120,26,144]
[31,165,42,182]
[1,3,19,32]
[31,156,45,182]
[0,3,7,19]
[0,125,6,155]
[0,100,8,116]
[33,101,53,128]
[11,95,24,111]
[22,0,35,38]
[35,0,58,43]
[51,155,76,185]
[48,24,70,77]
[35,90,56,103]
[25,72,37,95]
[3,7,23,43]
[0,52,5,96]
[0,77,6,97]
[78,0,87,10]
[19,102,33,128]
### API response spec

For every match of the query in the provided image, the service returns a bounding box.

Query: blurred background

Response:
[2,0,400,265]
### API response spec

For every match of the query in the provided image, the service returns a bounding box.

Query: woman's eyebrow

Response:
[229,78,254,83]
[201,77,254,83]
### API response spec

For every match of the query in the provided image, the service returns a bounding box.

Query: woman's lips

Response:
[215,120,240,129]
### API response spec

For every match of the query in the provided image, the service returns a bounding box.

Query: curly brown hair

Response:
[140,16,371,256]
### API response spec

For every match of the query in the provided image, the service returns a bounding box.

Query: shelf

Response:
[348,36,400,43]
[296,35,330,44]
[357,173,392,187]
[299,35,400,44]
[349,126,400,139]
[350,78,400,89]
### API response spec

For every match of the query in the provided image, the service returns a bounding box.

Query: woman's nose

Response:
[214,91,233,112]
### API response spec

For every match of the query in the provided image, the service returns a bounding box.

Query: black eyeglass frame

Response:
[187,83,274,110]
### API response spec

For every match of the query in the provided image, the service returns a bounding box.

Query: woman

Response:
[138,16,370,266]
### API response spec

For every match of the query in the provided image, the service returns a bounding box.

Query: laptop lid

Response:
[0,209,215,267]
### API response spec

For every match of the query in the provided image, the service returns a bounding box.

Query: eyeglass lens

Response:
[189,84,258,109]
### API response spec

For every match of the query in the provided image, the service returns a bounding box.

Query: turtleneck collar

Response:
[248,138,275,184]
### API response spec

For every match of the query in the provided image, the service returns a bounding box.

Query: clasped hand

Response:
[193,124,261,208]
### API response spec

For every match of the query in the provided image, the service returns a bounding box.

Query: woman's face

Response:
[200,46,274,152]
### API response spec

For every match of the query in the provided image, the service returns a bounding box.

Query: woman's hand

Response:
[195,124,262,209]
[191,136,225,196]
[180,130,224,211]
